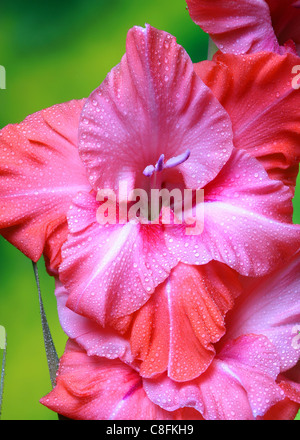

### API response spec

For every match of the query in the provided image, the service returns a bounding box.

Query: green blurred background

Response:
[0,0,299,420]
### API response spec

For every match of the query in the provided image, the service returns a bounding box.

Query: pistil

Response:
[142,149,191,220]
[143,149,190,183]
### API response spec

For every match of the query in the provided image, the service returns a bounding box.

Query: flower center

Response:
[143,149,191,179]
[141,149,191,221]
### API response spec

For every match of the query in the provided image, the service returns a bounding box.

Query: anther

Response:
[143,149,190,177]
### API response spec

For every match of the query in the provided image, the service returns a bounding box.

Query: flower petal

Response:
[195,52,300,192]
[262,369,300,419]
[267,0,300,53]
[130,262,241,381]
[60,191,178,326]
[40,340,203,420]
[186,0,281,54]
[0,100,90,270]
[225,251,300,372]
[78,24,233,194]
[279,374,300,405]
[55,280,135,364]
[144,335,283,420]
[166,149,300,276]
[262,398,300,420]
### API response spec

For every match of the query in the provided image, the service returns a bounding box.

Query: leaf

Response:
[32,262,59,388]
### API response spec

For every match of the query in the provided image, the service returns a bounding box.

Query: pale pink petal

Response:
[40,340,203,420]
[186,0,280,54]
[166,149,300,276]
[130,262,241,381]
[78,24,233,195]
[59,191,178,326]
[144,335,283,420]
[55,280,135,364]
[0,100,90,270]
[225,251,300,372]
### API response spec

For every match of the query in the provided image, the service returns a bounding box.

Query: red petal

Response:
[0,99,90,270]
[195,52,300,192]
[130,262,241,381]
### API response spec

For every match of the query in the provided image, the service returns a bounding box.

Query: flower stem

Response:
[0,329,6,420]
[32,262,59,389]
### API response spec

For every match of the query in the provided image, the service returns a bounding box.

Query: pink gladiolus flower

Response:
[186,0,300,55]
[41,251,300,420]
[0,25,300,327]
[0,20,299,422]
[59,25,300,327]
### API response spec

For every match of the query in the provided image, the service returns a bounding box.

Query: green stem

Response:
[32,262,59,389]
[0,329,6,419]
